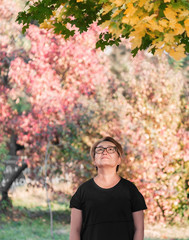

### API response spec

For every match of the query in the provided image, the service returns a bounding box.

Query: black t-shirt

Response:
[70,177,147,240]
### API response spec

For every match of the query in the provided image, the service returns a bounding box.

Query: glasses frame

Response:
[95,146,118,154]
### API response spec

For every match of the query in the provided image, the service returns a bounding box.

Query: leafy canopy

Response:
[16,0,189,62]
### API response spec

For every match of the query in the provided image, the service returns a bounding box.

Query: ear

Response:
[118,156,122,165]
[92,159,96,166]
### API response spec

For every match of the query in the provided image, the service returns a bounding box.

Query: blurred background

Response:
[0,0,189,239]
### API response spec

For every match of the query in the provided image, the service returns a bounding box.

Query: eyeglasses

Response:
[95,146,117,154]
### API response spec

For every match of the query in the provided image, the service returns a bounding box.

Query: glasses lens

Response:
[107,147,116,153]
[95,147,104,154]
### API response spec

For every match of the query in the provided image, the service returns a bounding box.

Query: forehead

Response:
[96,141,116,148]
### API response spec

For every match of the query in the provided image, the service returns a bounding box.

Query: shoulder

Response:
[71,178,93,199]
[78,178,93,191]
[121,177,137,186]
[121,177,140,191]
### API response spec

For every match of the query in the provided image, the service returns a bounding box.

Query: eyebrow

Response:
[96,145,116,148]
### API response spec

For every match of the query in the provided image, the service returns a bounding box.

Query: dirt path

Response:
[145,224,189,239]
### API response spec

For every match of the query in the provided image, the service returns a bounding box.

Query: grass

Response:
[0,184,71,240]
[1,218,70,240]
[0,204,71,240]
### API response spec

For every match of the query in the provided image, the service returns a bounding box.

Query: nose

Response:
[102,148,108,154]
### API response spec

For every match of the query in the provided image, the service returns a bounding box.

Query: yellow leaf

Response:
[142,14,157,22]
[52,11,56,16]
[124,3,137,17]
[40,20,53,30]
[123,7,145,25]
[146,31,155,38]
[178,10,189,21]
[159,19,169,27]
[130,36,142,49]
[100,20,111,29]
[109,27,123,38]
[102,4,113,15]
[169,19,178,29]
[112,9,122,18]
[163,44,171,53]
[173,23,185,35]
[109,22,123,38]
[186,26,189,37]
[164,33,175,43]
[122,16,129,24]
[164,0,171,2]
[164,7,177,21]
[176,44,186,52]
[137,8,148,18]
[169,45,186,61]
[122,15,139,25]
[184,19,189,37]
[147,19,164,32]
[76,0,83,2]
[138,0,146,7]
[144,1,154,12]
[130,25,146,48]
[130,25,146,37]
[130,16,140,25]
[148,40,164,56]
[184,18,189,27]
[154,41,164,48]
[154,48,164,57]
[113,0,125,7]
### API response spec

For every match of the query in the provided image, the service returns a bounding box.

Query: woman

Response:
[69,136,147,240]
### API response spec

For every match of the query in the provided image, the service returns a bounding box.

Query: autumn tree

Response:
[1,0,189,224]
[0,0,111,201]
[17,0,189,60]
[73,43,189,223]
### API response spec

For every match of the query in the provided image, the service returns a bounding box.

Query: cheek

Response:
[94,154,105,162]
[112,154,120,161]
[94,155,100,161]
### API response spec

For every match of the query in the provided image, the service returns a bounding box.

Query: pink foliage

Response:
[1,22,109,166]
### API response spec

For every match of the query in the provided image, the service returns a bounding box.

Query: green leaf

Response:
[98,12,112,25]
[96,39,106,50]
[122,24,132,38]
[139,34,153,51]
[53,23,75,38]
[112,11,124,21]
[180,34,189,53]
[131,47,139,57]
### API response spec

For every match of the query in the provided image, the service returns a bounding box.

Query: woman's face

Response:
[94,141,121,170]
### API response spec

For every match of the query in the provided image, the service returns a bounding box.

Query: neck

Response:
[95,169,120,182]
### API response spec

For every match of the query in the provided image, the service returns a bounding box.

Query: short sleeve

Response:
[70,186,82,210]
[130,183,147,212]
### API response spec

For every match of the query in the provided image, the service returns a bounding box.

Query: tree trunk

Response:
[0,162,27,211]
